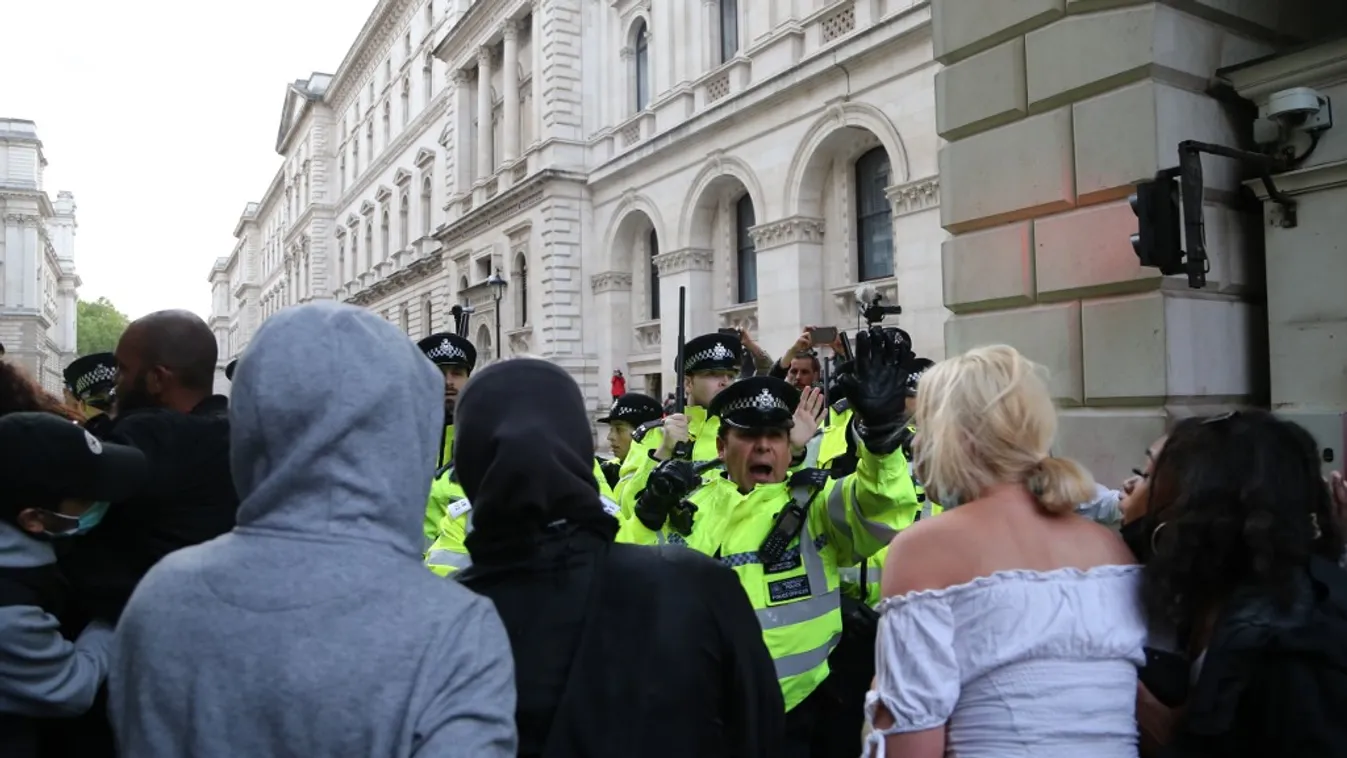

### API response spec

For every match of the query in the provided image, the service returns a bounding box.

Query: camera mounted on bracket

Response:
[854,284,902,327]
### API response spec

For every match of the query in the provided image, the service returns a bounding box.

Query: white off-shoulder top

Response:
[863,565,1147,758]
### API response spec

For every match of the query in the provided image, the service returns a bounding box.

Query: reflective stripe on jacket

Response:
[615,443,920,710]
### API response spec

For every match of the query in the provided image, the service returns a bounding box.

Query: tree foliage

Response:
[77,297,130,356]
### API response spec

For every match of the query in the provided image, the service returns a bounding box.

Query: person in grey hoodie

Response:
[107,301,518,758]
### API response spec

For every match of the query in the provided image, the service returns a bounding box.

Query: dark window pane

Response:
[735,194,757,303]
[649,229,660,319]
[635,23,650,112]
[720,0,739,64]
[855,147,894,281]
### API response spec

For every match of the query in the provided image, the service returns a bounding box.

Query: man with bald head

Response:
[112,309,219,415]
[60,309,239,625]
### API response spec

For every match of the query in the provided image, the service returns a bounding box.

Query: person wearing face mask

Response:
[0,412,148,758]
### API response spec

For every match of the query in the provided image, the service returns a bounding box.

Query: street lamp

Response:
[486,269,507,359]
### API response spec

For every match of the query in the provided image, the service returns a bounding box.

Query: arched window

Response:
[339,153,347,192]
[719,0,739,64]
[422,298,434,335]
[476,324,493,363]
[382,100,391,143]
[634,21,650,113]
[423,56,434,105]
[365,121,374,161]
[380,210,390,262]
[425,0,433,27]
[400,305,410,333]
[399,192,410,250]
[420,177,433,235]
[735,194,757,303]
[337,239,346,287]
[401,77,410,125]
[514,252,528,327]
[364,222,374,271]
[855,147,894,281]
[648,228,660,319]
[350,234,359,279]
[458,275,469,292]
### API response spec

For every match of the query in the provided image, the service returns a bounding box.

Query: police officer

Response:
[615,331,741,515]
[63,353,119,437]
[595,392,663,495]
[617,328,922,757]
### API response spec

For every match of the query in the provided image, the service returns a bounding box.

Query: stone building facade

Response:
[932,0,1347,482]
[210,0,945,418]
[0,119,80,394]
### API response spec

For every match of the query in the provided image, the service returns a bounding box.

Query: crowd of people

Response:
[2,300,1347,758]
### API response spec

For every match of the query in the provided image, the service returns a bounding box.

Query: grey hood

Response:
[228,301,442,557]
[0,520,54,569]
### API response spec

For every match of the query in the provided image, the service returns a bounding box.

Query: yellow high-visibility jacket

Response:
[424,459,619,577]
[614,405,721,518]
[615,444,920,711]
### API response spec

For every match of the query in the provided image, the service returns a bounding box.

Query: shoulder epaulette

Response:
[632,418,665,443]
[832,398,851,414]
[788,467,831,491]
[433,462,454,480]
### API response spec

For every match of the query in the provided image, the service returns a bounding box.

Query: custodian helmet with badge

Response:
[598,392,664,427]
[709,375,800,431]
[904,357,935,397]
[63,352,118,412]
[681,332,743,375]
[417,333,477,373]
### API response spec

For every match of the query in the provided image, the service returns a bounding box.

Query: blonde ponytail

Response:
[1026,456,1096,515]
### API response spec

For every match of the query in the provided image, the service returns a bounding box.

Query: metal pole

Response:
[493,294,502,359]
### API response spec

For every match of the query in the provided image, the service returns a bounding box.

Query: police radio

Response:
[759,502,808,564]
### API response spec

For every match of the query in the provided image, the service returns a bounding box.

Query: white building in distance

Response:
[0,118,80,394]
[211,0,943,412]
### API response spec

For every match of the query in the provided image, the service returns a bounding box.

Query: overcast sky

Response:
[3,0,377,320]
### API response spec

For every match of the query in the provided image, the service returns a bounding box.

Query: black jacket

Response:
[460,529,785,758]
[59,395,238,621]
[1162,556,1347,758]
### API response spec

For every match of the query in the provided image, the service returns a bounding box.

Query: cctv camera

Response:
[1264,87,1332,128]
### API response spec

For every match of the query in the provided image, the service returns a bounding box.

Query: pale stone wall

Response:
[932,0,1335,484]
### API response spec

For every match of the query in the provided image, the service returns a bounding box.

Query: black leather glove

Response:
[850,327,914,454]
[635,459,701,531]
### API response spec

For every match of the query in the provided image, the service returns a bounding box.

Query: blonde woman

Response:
[863,345,1146,758]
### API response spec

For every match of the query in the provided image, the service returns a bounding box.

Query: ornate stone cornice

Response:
[327,0,419,110]
[591,271,633,293]
[748,215,825,250]
[654,247,713,276]
[3,213,42,227]
[347,249,445,306]
[886,176,940,217]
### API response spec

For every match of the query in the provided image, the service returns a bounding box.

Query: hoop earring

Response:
[1150,521,1170,555]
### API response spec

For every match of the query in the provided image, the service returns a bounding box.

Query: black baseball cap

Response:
[0,412,149,514]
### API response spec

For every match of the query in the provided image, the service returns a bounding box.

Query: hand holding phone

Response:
[809,326,838,346]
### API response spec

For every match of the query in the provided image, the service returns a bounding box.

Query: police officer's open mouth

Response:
[749,464,773,477]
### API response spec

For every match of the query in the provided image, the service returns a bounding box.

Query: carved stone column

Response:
[886,176,945,359]
[450,68,474,198]
[502,21,521,164]
[591,270,634,391]
[654,247,715,388]
[748,216,826,355]
[475,46,494,180]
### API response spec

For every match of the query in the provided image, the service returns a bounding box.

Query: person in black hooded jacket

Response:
[454,357,784,758]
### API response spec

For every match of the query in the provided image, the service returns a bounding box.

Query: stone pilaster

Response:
[749,216,826,356]
[654,246,715,389]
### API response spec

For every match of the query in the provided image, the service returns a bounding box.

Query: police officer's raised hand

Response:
[851,327,914,453]
[789,386,826,451]
[655,413,690,460]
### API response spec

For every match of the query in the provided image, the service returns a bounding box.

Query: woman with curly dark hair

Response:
[0,362,82,422]
[1130,410,1347,757]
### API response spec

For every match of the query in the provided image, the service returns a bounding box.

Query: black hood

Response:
[456,358,617,563]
